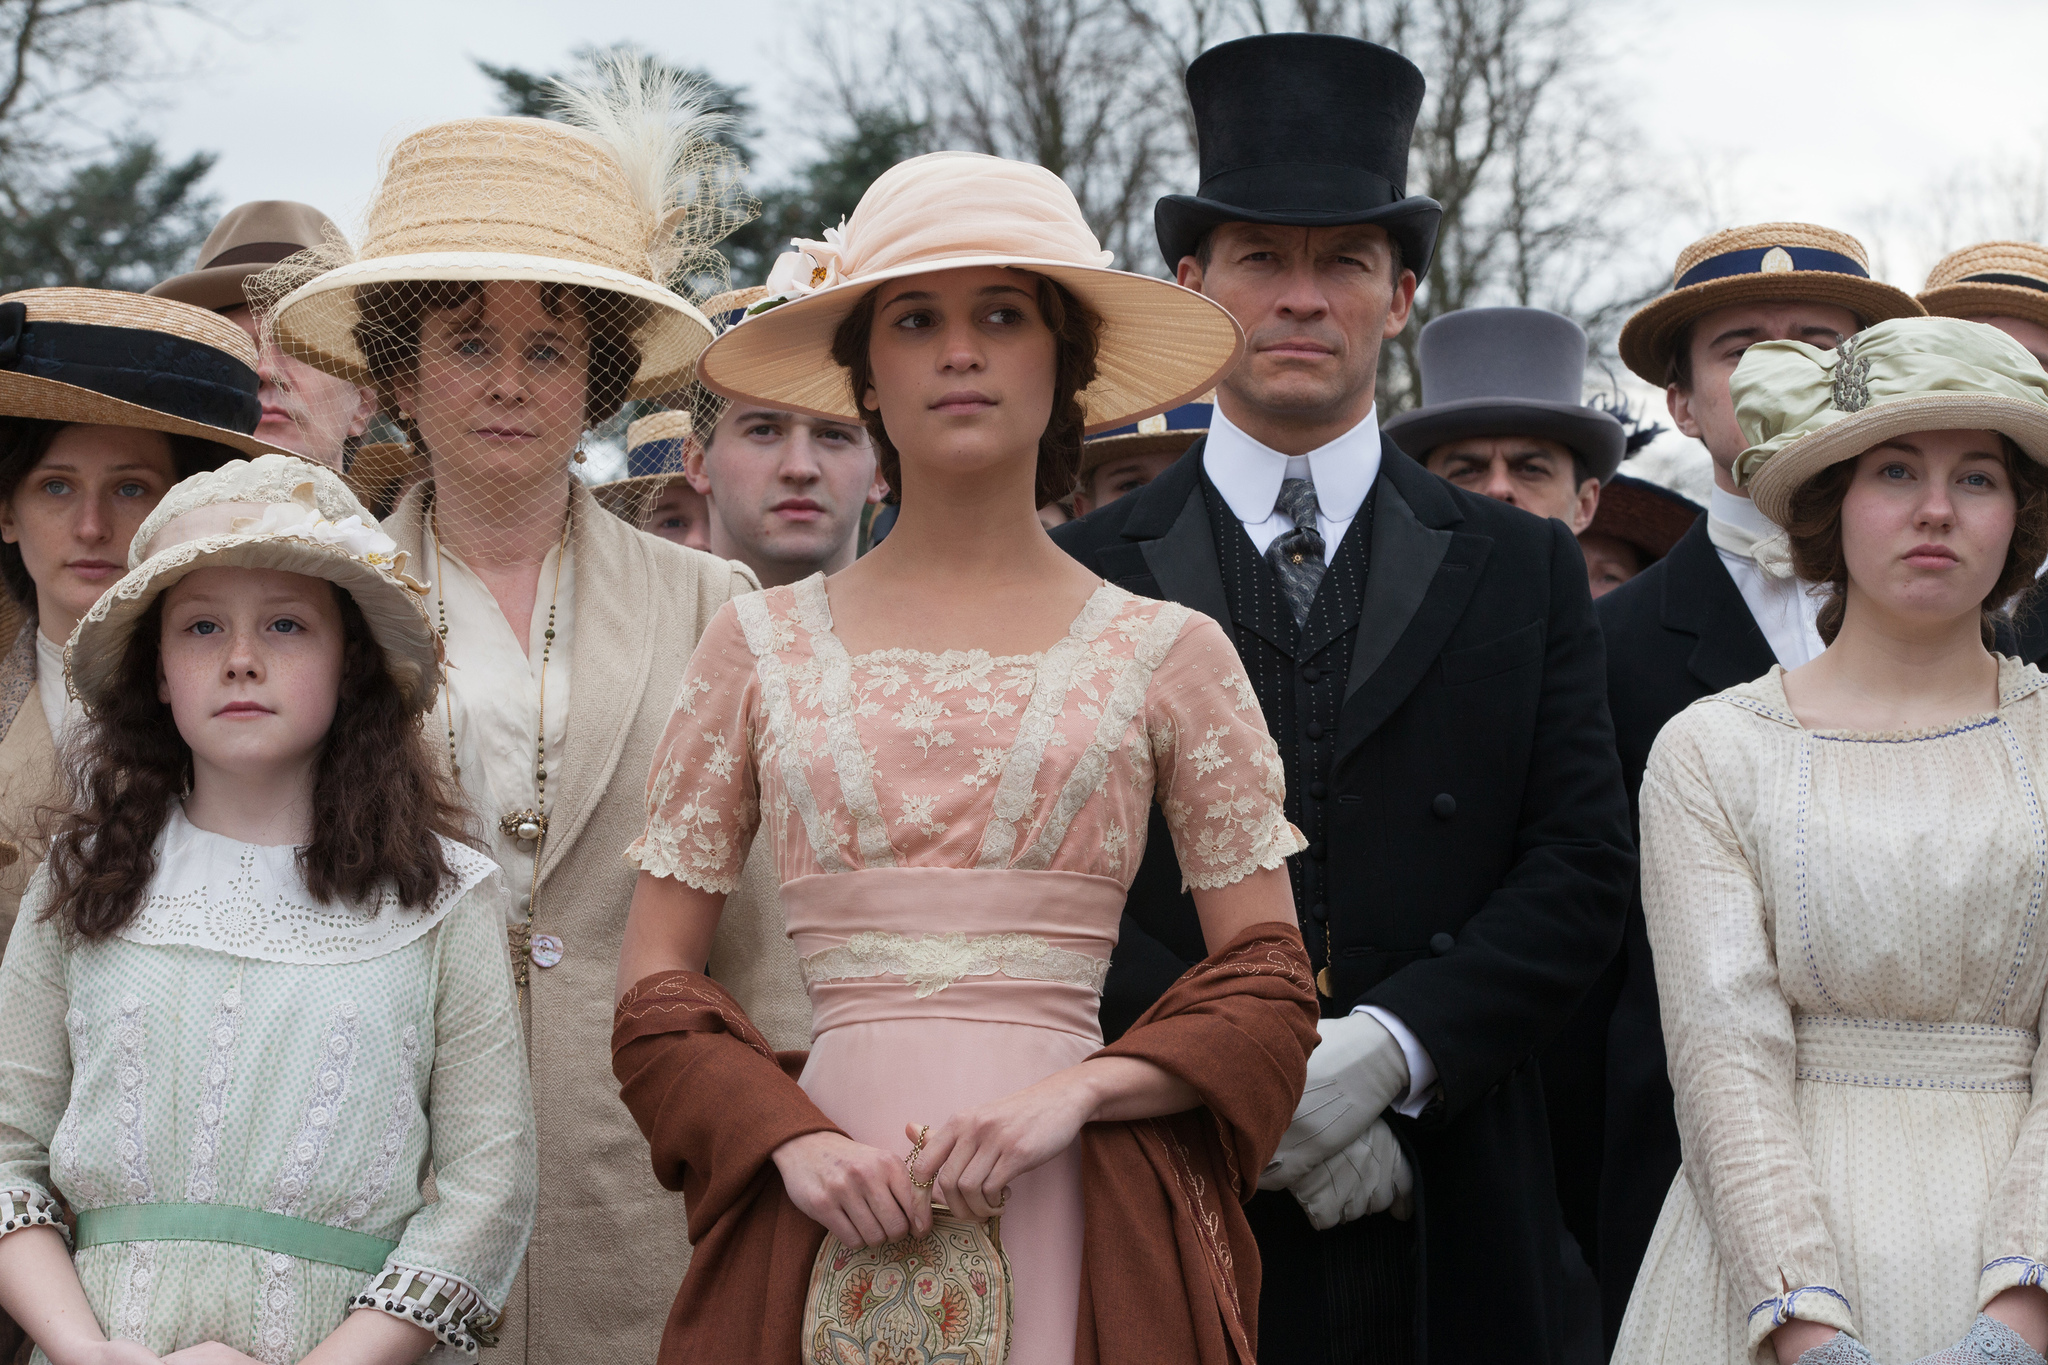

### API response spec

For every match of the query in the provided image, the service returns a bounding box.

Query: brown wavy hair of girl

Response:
[829,272,1104,509]
[41,586,474,941]
[1784,434,2048,647]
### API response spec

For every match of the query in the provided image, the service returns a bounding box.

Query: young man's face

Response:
[1423,435,1598,532]
[684,404,884,587]
[1668,300,1861,488]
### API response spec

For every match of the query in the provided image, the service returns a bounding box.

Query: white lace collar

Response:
[117,809,498,964]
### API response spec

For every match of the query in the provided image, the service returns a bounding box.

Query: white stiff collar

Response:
[1202,403,1382,524]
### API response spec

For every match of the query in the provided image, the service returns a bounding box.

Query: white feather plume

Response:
[547,47,753,287]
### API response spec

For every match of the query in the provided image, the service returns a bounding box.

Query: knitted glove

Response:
[1796,1333,1876,1365]
[1908,1315,2048,1365]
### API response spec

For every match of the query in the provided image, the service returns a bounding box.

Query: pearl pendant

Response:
[515,820,543,843]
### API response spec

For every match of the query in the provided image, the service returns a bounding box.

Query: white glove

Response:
[1285,1117,1412,1230]
[1258,1011,1409,1193]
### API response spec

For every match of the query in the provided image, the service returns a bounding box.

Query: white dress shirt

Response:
[1706,487,1825,669]
[1200,402,1438,1117]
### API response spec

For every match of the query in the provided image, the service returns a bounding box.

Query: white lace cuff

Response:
[1179,814,1307,892]
[623,833,742,895]
[350,1264,499,1355]
[0,1188,63,1245]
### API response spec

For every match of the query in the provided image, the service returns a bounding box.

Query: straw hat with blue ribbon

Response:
[1078,394,1213,487]
[1620,223,1924,386]
[1732,316,2048,525]
[1920,241,2048,333]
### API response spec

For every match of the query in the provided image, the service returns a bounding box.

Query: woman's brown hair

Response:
[1784,434,2048,646]
[828,272,1103,508]
[41,584,474,940]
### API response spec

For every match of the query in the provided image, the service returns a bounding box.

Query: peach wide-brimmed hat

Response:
[1920,241,2048,333]
[698,151,1244,433]
[1620,222,1924,385]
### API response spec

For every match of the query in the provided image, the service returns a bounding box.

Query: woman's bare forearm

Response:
[297,1309,435,1365]
[616,870,729,1000]
[0,1225,117,1365]
[1070,1055,1198,1123]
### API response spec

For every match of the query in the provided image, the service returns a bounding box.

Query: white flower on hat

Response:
[755,222,852,315]
[237,482,402,568]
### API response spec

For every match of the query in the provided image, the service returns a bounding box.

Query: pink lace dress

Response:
[628,574,1301,1365]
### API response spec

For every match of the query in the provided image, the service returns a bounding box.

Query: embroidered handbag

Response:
[801,1129,1013,1365]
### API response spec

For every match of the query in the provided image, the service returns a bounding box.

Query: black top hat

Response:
[1155,34,1444,276]
[1381,307,1626,481]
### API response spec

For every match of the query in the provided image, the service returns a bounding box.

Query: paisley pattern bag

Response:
[801,1128,1013,1365]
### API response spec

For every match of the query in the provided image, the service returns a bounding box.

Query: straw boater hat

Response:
[265,87,737,400]
[0,288,289,456]
[1620,223,1924,385]
[699,151,1243,432]
[1733,316,2048,525]
[1382,307,1627,481]
[1920,241,2048,332]
[1078,395,1213,487]
[147,201,344,313]
[592,409,696,519]
[69,453,441,714]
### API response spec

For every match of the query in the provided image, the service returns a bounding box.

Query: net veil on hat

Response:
[1733,316,2048,525]
[258,58,749,400]
[699,151,1244,432]
[69,454,443,715]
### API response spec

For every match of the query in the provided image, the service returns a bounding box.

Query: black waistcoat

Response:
[1201,474,1373,1008]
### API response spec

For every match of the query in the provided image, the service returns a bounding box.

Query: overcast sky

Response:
[124,0,2045,296]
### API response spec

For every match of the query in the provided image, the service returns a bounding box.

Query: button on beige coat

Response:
[387,480,810,1365]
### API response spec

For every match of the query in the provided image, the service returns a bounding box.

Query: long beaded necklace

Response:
[429,489,571,992]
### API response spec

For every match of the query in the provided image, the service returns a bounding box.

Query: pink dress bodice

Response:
[629,574,1300,1365]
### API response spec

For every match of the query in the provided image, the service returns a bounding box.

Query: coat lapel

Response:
[1658,516,1778,692]
[1116,441,1233,629]
[539,482,658,885]
[1337,454,1487,761]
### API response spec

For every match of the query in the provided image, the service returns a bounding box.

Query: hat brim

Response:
[1154,194,1444,279]
[1919,282,2048,334]
[591,471,686,520]
[1079,429,1203,481]
[1620,273,1925,386]
[697,255,1244,435]
[1747,391,2048,525]
[1582,474,1702,561]
[0,370,291,457]
[69,532,441,715]
[1381,398,1626,482]
[145,263,264,314]
[269,253,715,400]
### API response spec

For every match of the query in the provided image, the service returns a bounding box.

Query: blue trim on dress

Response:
[1748,1285,1852,1326]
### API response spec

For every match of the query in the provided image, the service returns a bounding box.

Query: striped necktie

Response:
[1265,477,1325,625]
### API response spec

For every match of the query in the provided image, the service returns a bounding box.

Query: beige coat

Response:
[0,620,51,954]
[387,482,810,1364]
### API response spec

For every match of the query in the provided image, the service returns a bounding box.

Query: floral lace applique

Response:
[801,930,1110,998]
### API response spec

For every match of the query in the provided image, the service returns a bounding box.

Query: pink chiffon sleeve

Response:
[626,601,762,896]
[1145,612,1306,892]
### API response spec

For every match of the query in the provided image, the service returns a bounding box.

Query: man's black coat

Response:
[1051,438,1635,1362]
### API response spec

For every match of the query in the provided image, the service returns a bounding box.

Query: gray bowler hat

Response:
[1383,307,1627,482]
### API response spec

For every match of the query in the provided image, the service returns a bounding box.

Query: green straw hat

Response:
[1734,316,2048,525]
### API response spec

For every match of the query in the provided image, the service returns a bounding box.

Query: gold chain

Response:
[429,490,571,993]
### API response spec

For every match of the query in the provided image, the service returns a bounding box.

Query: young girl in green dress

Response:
[0,452,536,1365]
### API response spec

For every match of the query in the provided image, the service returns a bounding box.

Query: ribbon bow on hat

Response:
[1732,316,2048,526]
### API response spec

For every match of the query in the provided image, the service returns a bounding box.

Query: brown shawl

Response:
[613,922,1316,1365]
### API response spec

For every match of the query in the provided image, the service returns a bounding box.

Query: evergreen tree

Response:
[0,140,219,293]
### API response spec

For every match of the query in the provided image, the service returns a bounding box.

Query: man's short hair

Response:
[1191,225,1405,279]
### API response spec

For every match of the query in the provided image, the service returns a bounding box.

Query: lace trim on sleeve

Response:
[1180,814,1307,892]
[620,841,744,896]
[0,1188,64,1245]
[351,1264,500,1355]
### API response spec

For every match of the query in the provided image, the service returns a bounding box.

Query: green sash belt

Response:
[75,1204,397,1274]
